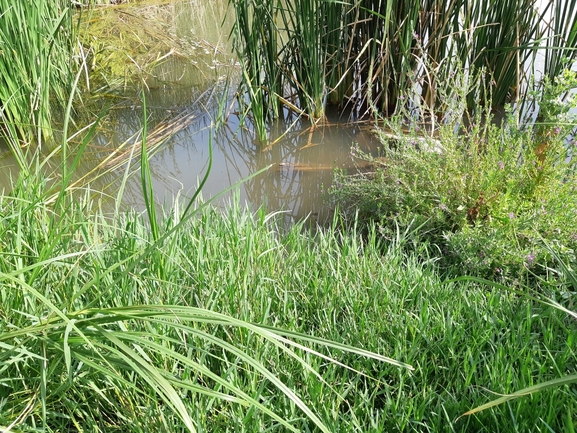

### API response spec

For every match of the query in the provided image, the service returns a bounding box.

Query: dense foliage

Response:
[1,0,576,431]
[1,173,576,431]
[330,69,577,285]
[230,0,577,139]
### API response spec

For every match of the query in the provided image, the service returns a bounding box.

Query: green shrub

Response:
[330,70,577,283]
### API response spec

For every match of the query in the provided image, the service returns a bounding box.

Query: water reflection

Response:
[0,0,383,224]
[213,117,381,223]
[71,0,384,221]
[109,99,382,224]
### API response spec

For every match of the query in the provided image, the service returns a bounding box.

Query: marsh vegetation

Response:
[230,0,577,139]
[1,0,577,432]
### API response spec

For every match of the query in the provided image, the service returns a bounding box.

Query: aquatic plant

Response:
[230,0,577,137]
[0,0,76,143]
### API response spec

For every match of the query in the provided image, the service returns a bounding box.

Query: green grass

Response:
[0,0,75,143]
[1,165,575,431]
[1,1,576,430]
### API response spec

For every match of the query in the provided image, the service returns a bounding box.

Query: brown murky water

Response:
[0,0,382,223]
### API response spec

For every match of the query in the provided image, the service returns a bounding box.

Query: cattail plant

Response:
[0,0,75,143]
[230,0,577,141]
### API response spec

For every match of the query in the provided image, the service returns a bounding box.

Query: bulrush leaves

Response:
[0,0,74,143]
[230,0,577,134]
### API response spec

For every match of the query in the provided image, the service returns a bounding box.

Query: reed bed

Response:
[0,0,75,142]
[230,0,577,140]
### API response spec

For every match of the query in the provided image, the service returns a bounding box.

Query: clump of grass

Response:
[457,262,577,422]
[0,152,412,432]
[2,171,575,430]
[0,0,75,142]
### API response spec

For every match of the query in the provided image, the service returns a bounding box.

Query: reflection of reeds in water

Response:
[104,87,217,169]
[213,119,381,223]
[58,80,226,212]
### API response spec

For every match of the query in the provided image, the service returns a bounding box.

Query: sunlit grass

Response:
[0,0,75,143]
[1,167,575,431]
[1,1,576,431]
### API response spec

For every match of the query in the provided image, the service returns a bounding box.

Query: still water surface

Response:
[0,0,381,224]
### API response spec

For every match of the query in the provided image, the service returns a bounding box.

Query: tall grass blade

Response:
[460,375,577,418]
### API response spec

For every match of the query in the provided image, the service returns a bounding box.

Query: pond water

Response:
[0,0,381,224]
